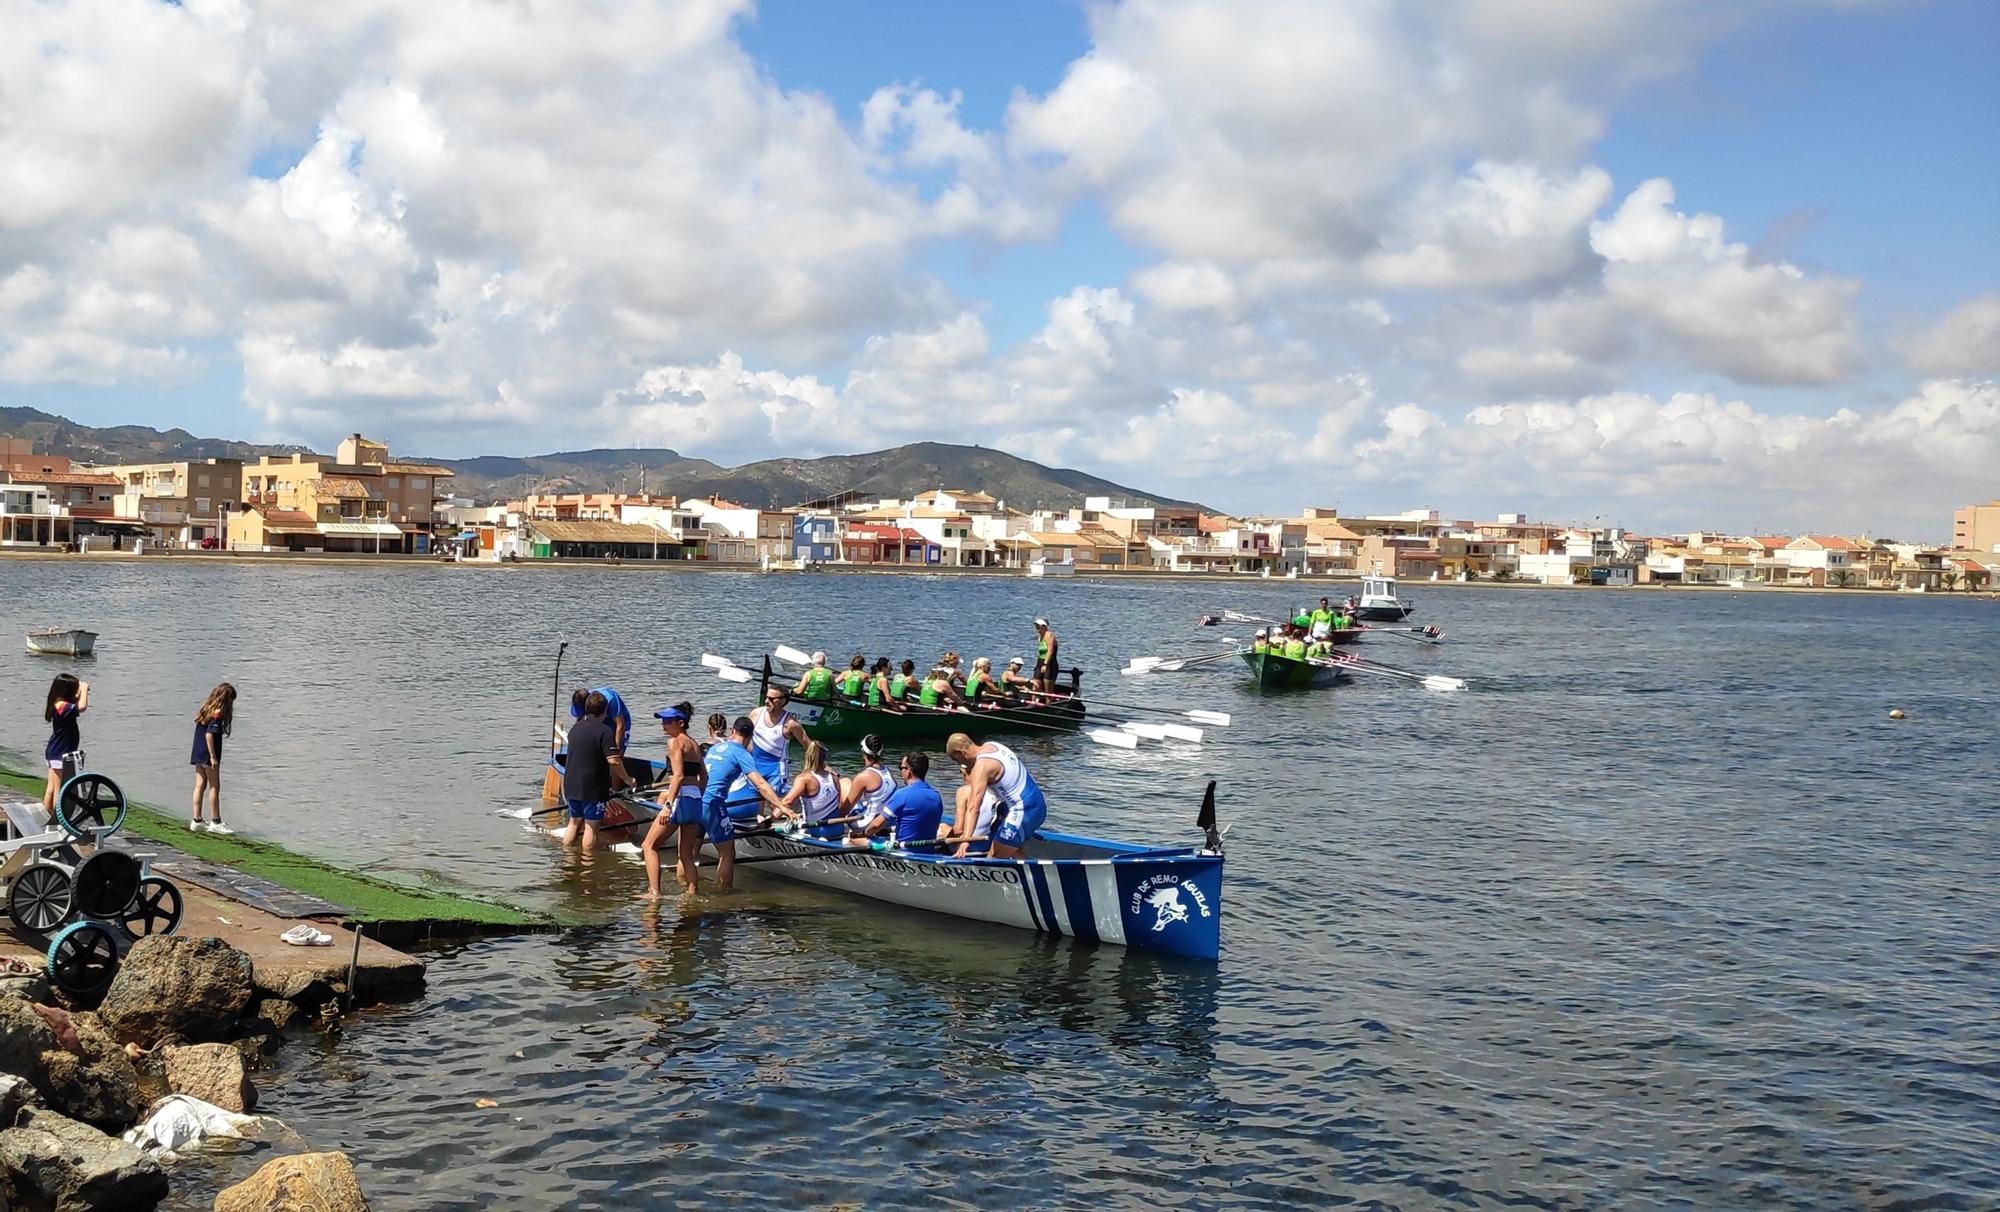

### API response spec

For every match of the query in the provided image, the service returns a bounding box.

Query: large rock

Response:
[0,1106,167,1211]
[160,1045,255,1113]
[0,1002,143,1131]
[213,1151,369,1212]
[97,937,253,1046]
[0,1074,43,1127]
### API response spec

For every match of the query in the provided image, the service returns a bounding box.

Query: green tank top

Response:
[803,668,833,699]
[1284,638,1307,658]
[866,677,881,707]
[1251,640,1267,654]
[919,680,942,707]
[969,677,986,703]
[889,674,907,700]
[1311,608,1333,626]
[1037,637,1049,661]
[838,669,865,697]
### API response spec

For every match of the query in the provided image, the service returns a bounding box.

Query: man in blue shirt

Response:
[699,716,783,890]
[853,751,944,847]
[570,685,631,752]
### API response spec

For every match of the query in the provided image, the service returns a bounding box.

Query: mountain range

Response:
[0,407,1208,512]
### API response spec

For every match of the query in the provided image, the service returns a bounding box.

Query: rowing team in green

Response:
[1250,596,1357,659]
[788,617,1068,713]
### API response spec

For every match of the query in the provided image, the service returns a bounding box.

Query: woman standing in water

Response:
[41,674,88,819]
[190,682,237,834]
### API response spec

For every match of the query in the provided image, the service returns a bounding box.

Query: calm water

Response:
[2,561,1996,1209]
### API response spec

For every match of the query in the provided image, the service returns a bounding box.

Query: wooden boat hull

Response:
[543,755,1222,959]
[788,696,1086,743]
[1240,650,1341,689]
[25,630,96,656]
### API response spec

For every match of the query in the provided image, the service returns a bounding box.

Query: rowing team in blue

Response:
[556,686,1048,900]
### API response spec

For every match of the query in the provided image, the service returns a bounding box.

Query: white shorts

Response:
[47,759,64,772]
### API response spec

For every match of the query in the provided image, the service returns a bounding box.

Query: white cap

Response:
[811,651,826,665]
[1033,617,1048,627]
[1008,656,1024,666]
[1254,628,1266,636]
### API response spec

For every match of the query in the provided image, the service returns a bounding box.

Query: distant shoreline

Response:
[4,546,1995,601]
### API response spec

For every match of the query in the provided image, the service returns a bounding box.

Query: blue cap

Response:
[654,707,688,722]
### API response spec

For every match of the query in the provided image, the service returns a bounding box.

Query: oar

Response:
[1068,693,1231,727]
[1129,651,1241,674]
[1358,625,1446,646]
[880,699,1150,749]
[1305,652,1465,692]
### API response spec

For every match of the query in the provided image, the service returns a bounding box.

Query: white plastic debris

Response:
[122,1094,267,1156]
[280,925,334,946]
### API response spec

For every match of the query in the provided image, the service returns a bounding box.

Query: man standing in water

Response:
[749,685,811,795]
[943,732,1047,859]
[1032,618,1060,696]
[563,692,635,850]
[701,717,786,891]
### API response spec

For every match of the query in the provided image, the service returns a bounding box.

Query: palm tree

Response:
[1831,569,1850,588]
[1968,569,1991,592]
[1941,569,1959,592]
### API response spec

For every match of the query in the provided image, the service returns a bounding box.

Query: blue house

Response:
[793,513,839,562]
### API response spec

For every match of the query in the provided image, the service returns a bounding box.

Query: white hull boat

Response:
[25,629,97,657]
[1352,575,1413,621]
[539,755,1224,960]
[1027,557,1076,578]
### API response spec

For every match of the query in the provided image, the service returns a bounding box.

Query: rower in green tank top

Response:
[1283,634,1307,659]
[1249,629,1269,654]
[888,659,915,703]
[836,654,868,700]
[795,651,836,701]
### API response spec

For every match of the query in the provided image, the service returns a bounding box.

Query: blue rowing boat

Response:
[546,752,1225,960]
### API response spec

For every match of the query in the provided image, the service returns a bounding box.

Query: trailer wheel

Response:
[71,851,142,920]
[55,773,127,839]
[8,865,75,935]
[119,877,184,939]
[46,921,120,998]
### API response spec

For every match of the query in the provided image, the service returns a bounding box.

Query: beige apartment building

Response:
[229,434,453,553]
[1952,500,2000,553]
[89,458,244,546]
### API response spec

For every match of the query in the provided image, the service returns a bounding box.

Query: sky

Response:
[1,0,1995,540]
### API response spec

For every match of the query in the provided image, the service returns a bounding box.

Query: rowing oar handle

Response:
[528,780,672,816]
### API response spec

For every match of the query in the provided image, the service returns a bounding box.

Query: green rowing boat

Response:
[1240,648,1344,689]
[757,657,1087,743]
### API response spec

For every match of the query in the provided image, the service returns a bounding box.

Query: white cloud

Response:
[1591,179,1860,384]
[1902,293,2000,376]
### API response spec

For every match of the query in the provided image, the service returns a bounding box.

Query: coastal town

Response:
[3,432,1994,592]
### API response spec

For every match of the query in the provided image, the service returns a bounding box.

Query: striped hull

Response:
[545,755,1222,960]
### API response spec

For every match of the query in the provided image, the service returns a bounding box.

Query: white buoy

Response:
[1889,708,1906,720]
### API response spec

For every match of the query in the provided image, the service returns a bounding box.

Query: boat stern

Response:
[1110,852,1222,960]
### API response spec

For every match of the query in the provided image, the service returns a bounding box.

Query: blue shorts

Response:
[567,799,606,822]
[751,751,789,796]
[992,786,1047,849]
[669,793,704,827]
[706,801,762,844]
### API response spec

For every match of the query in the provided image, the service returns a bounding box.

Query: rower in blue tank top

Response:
[944,732,1047,859]
[569,685,631,752]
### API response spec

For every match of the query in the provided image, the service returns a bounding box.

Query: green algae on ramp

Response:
[0,766,556,932]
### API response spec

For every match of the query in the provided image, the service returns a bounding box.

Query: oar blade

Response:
[699,653,737,670]
[773,645,812,666]
[1186,709,1231,726]
[715,666,753,683]
[1158,723,1204,743]
[1120,663,1155,677]
[1085,727,1141,749]
[1422,675,1466,692]
[1117,721,1171,740]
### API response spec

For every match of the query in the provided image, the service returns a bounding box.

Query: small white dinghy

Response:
[25,629,97,657]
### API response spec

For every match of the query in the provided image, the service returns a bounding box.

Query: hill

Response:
[0,409,1208,512]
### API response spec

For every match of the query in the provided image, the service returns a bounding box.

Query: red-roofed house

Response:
[841,522,938,564]
[1781,534,1862,586]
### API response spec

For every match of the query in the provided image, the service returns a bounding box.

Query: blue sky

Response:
[2,0,1994,537]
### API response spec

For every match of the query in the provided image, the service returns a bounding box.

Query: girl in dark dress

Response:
[190,682,237,834]
[41,674,88,819]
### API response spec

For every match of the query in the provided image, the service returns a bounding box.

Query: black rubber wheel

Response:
[71,851,142,919]
[119,876,184,939]
[8,865,74,935]
[56,773,127,839]
[45,921,120,998]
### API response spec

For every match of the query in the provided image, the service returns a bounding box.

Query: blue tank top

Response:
[46,703,80,762]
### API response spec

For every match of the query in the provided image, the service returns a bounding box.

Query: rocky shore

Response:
[0,935,376,1211]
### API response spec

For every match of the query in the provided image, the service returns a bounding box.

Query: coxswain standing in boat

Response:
[794,652,836,702]
[639,703,704,899]
[562,691,635,850]
[1309,598,1336,643]
[849,751,944,848]
[700,717,785,891]
[750,685,811,794]
[943,732,1047,859]
[1032,619,1060,696]
[839,733,899,833]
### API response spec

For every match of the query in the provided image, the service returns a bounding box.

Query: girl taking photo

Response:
[190,683,237,834]
[41,674,88,819]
